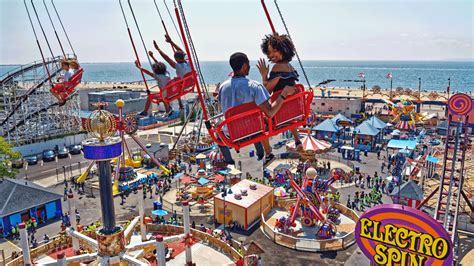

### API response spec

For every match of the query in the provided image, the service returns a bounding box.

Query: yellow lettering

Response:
[372,220,384,242]
[409,253,427,266]
[359,218,373,239]
[418,234,434,256]
[374,244,388,265]
[432,237,450,260]
[383,224,398,246]
[387,247,403,266]
[407,230,422,252]
[395,227,409,249]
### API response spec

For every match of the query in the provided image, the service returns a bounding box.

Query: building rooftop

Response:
[214,179,273,209]
[0,179,62,218]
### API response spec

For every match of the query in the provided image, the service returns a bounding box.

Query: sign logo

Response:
[355,204,453,266]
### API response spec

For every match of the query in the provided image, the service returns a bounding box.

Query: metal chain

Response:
[274,0,312,90]
[176,0,217,116]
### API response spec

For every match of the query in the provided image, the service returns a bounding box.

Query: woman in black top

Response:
[257,33,303,150]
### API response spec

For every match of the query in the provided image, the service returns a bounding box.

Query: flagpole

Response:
[390,78,393,100]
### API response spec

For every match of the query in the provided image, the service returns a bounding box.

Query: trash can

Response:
[249,150,255,157]
[364,150,368,156]
[355,166,360,173]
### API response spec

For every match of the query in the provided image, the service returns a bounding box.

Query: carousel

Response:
[286,134,332,164]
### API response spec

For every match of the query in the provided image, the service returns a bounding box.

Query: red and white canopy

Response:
[208,150,224,162]
[396,120,415,131]
[287,135,332,153]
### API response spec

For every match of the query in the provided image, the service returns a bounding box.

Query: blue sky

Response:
[1,0,472,64]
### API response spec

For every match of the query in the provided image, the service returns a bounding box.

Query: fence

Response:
[260,203,359,252]
[6,235,72,265]
[315,153,355,170]
[146,224,242,261]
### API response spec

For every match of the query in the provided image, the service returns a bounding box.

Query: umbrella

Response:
[152,209,168,216]
[273,187,287,197]
[196,153,206,160]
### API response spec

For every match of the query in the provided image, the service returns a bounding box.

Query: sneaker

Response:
[257,154,264,161]
[263,153,275,168]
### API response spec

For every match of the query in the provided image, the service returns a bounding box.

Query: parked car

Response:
[24,155,39,165]
[42,149,56,162]
[11,158,24,169]
[57,146,69,158]
[69,144,82,155]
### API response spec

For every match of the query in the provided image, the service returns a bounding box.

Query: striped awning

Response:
[286,135,332,153]
[208,150,224,162]
[396,120,415,131]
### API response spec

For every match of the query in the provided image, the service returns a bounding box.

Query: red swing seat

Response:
[51,68,84,100]
[149,72,196,104]
[209,84,313,151]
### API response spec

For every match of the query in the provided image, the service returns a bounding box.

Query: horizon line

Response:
[2,58,474,66]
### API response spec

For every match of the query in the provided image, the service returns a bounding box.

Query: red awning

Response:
[213,174,225,183]
[180,175,192,184]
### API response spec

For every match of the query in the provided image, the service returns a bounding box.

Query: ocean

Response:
[1,61,473,92]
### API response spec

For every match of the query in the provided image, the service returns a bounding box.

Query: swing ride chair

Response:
[149,71,196,104]
[22,0,82,105]
[120,0,197,107]
[50,67,84,100]
[206,85,313,151]
[202,0,314,152]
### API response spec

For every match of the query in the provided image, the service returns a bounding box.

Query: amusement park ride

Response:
[275,167,345,239]
[0,0,83,146]
[416,93,474,259]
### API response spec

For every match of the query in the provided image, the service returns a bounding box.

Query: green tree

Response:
[0,137,21,178]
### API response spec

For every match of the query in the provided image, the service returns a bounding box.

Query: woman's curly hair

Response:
[261,33,295,62]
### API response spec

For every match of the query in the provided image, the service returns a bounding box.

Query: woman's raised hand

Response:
[257,58,269,78]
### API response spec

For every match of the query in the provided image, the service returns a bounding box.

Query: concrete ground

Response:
[6,131,474,265]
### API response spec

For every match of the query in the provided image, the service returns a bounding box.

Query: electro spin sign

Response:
[355,204,453,266]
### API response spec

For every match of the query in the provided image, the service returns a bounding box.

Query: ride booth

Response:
[390,180,423,207]
[312,119,341,143]
[213,180,274,232]
[352,121,381,152]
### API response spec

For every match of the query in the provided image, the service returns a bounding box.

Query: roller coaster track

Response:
[1,55,80,145]
[0,56,71,127]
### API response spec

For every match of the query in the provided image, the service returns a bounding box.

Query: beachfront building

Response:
[313,119,341,142]
[214,179,274,231]
[352,121,381,151]
[0,179,62,237]
[311,97,362,117]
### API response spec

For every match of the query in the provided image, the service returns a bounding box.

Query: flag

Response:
[386,72,393,79]
[358,72,365,78]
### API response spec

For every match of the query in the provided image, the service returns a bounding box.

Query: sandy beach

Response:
[78,82,454,102]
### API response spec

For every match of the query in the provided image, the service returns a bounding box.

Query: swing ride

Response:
[6,0,472,265]
[0,0,82,145]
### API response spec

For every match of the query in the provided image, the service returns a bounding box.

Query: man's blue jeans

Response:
[219,142,264,164]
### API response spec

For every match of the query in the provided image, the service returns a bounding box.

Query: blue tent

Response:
[355,121,380,136]
[387,139,418,150]
[366,116,387,129]
[331,113,352,124]
[313,119,340,133]
[197,177,210,186]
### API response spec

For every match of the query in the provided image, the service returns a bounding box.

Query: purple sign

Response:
[355,204,453,266]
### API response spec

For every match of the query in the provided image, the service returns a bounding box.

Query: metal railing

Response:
[260,202,359,252]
